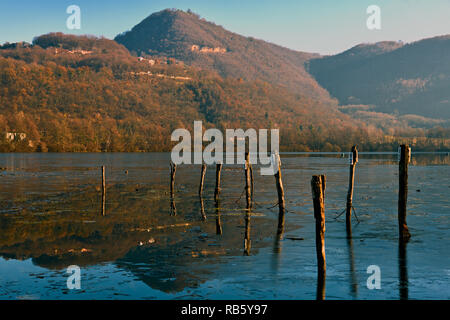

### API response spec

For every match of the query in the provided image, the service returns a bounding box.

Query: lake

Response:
[0,152,449,300]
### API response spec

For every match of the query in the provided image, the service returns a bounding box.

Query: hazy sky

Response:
[1,0,450,54]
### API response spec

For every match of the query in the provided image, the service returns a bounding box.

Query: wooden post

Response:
[274,154,286,237]
[169,162,177,216]
[101,166,106,216]
[214,163,222,201]
[244,152,252,209]
[398,145,411,241]
[170,161,177,198]
[311,175,326,299]
[346,146,358,237]
[250,160,254,204]
[199,164,207,196]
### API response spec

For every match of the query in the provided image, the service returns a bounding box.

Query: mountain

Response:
[114,9,334,104]
[308,36,450,119]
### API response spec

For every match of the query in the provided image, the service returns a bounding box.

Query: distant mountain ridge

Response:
[308,36,450,119]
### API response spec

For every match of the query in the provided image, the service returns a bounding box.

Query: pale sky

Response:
[1,0,450,54]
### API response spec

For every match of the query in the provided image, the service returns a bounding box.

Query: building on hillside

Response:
[6,132,27,141]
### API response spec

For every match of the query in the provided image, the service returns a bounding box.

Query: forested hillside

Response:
[0,33,387,152]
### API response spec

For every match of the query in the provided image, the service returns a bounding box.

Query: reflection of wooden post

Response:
[199,196,206,221]
[215,198,222,235]
[347,237,358,297]
[244,152,252,209]
[274,154,286,237]
[199,164,207,196]
[170,197,177,216]
[244,212,251,255]
[311,175,326,300]
[101,166,106,216]
[399,240,409,300]
[214,163,222,201]
[170,162,177,198]
[398,145,411,241]
[346,146,358,238]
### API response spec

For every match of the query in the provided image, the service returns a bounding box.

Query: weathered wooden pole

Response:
[244,152,252,209]
[346,145,358,237]
[398,144,411,241]
[169,162,177,216]
[311,174,326,299]
[199,164,207,196]
[274,154,286,237]
[214,162,222,201]
[101,166,106,216]
[170,161,177,198]
[250,160,254,204]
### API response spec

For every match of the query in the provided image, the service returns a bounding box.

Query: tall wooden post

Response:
[101,166,106,216]
[170,162,177,198]
[250,161,254,203]
[170,162,177,216]
[398,145,411,241]
[311,175,326,299]
[244,152,252,209]
[346,146,358,237]
[199,164,207,196]
[214,162,223,201]
[274,154,286,237]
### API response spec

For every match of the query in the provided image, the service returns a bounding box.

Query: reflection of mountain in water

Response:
[0,182,282,293]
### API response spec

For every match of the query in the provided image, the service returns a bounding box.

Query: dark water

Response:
[0,152,449,300]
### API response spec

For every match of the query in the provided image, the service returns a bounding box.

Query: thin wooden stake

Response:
[244,152,252,209]
[199,164,207,196]
[101,166,106,216]
[346,145,358,237]
[311,174,326,299]
[398,145,411,241]
[274,154,286,237]
[214,162,222,201]
[170,161,177,198]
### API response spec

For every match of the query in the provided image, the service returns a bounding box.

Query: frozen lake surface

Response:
[0,152,448,299]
